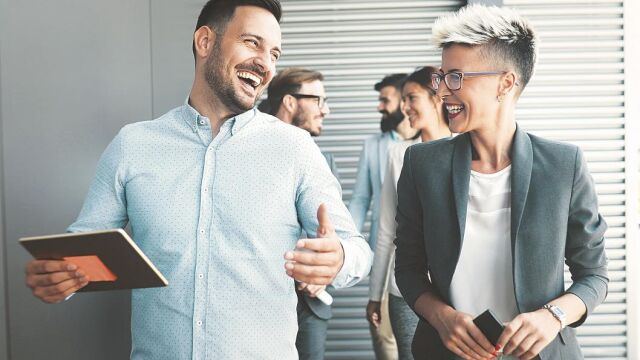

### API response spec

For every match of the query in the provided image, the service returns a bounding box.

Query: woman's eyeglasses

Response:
[431,71,507,91]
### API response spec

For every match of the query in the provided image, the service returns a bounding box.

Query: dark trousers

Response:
[296,298,329,360]
[389,294,419,360]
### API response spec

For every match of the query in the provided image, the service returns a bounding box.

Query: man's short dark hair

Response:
[192,0,282,57]
[260,68,323,115]
[374,73,407,92]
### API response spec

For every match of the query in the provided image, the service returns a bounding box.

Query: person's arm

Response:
[367,154,398,327]
[25,130,129,303]
[395,146,495,359]
[497,147,608,359]
[348,140,372,231]
[285,135,372,289]
[369,157,397,301]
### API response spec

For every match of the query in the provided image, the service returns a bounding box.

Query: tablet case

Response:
[20,229,168,291]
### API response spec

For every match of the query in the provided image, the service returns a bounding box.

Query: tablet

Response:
[20,229,168,291]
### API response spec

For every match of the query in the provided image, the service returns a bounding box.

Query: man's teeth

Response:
[237,71,261,88]
[446,104,464,114]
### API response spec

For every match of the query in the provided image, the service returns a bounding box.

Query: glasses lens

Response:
[431,74,441,90]
[445,73,462,90]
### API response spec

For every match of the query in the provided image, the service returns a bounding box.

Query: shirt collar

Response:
[390,130,400,141]
[183,97,257,135]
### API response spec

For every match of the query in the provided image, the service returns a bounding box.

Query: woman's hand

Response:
[366,300,382,328]
[496,310,562,359]
[432,307,497,359]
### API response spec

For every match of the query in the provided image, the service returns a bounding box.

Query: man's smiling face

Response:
[204,6,282,114]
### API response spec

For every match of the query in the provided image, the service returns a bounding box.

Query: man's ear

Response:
[193,26,216,59]
[282,94,297,114]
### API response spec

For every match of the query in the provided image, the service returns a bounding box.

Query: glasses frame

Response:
[431,71,507,91]
[290,93,329,109]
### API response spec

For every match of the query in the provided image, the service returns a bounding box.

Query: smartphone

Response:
[473,309,504,346]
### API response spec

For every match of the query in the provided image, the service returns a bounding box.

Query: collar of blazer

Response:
[451,125,533,258]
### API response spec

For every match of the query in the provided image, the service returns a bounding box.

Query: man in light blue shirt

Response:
[24,1,372,359]
[349,73,415,360]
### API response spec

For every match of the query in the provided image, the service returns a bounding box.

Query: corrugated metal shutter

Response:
[501,1,628,358]
[278,1,464,359]
[279,0,630,358]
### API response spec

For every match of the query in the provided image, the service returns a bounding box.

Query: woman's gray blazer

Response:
[394,126,608,359]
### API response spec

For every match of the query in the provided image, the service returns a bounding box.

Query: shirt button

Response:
[198,273,204,279]
[203,188,208,193]
[200,229,205,234]
[199,120,205,125]
[197,320,203,326]
[208,147,213,151]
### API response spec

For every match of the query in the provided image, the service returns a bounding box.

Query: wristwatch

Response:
[542,304,567,329]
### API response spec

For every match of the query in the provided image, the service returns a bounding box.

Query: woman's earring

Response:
[497,94,504,103]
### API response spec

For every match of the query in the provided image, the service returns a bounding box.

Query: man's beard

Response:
[204,39,263,114]
[292,111,320,137]
[380,107,405,133]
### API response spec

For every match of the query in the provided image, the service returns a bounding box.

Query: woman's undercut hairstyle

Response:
[432,4,538,91]
[192,0,282,57]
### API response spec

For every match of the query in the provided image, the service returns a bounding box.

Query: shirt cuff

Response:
[332,237,371,289]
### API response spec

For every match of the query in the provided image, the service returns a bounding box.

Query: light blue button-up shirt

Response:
[68,103,372,359]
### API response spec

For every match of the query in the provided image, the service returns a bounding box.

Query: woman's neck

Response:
[469,120,517,173]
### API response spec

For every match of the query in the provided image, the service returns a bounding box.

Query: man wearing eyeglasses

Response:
[259,67,337,360]
[350,73,417,360]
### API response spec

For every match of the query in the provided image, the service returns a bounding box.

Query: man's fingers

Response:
[285,247,337,264]
[286,262,334,278]
[26,260,77,275]
[457,331,492,359]
[34,277,88,300]
[286,266,332,285]
[316,203,335,237]
[41,281,87,304]
[26,271,82,289]
[295,238,340,253]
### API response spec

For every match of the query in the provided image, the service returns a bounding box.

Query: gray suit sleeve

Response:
[394,146,433,310]
[564,147,609,327]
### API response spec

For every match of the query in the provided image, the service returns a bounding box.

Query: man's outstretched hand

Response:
[284,203,345,285]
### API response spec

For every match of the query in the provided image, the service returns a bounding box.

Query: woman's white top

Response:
[449,165,519,325]
[369,138,420,301]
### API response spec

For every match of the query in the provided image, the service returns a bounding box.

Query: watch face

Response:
[552,306,566,317]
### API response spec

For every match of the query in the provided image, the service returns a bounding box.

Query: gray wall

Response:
[1,3,8,352]
[0,1,161,358]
